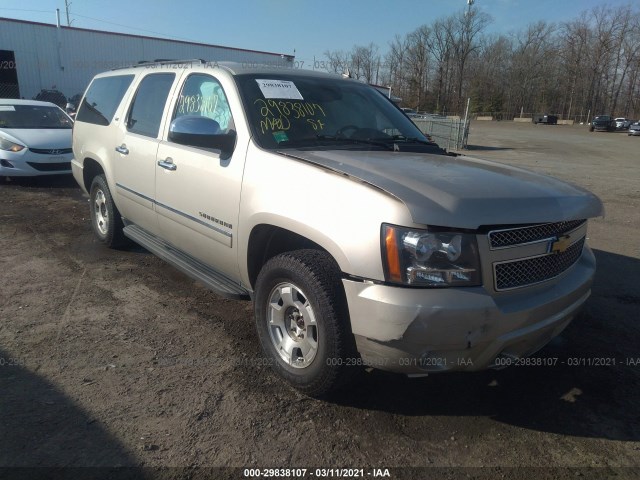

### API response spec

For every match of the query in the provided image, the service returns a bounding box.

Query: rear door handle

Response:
[115,145,129,155]
[157,158,177,171]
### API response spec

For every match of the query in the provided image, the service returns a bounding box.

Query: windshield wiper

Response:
[276,135,430,151]
[387,135,434,145]
[314,135,394,150]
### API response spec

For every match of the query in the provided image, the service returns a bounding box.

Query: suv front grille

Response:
[494,237,585,291]
[489,220,586,249]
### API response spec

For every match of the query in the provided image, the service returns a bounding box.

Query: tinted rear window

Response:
[76,75,134,126]
[126,73,175,138]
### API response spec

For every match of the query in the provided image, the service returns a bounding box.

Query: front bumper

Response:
[343,246,595,374]
[0,150,72,176]
[628,130,640,136]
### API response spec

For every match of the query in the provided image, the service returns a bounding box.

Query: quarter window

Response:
[76,74,134,126]
[127,73,175,138]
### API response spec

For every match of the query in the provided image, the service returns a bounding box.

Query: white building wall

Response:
[0,18,294,101]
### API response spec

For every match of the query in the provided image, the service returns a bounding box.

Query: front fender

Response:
[236,144,414,287]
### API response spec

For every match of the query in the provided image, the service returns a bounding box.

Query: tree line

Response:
[323,4,640,121]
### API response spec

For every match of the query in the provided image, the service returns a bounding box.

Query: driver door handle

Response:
[157,158,177,171]
[115,144,129,155]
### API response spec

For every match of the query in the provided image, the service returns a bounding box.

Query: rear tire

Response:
[89,174,129,248]
[254,249,357,397]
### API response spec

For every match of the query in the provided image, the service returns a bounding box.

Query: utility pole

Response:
[64,0,73,26]
[466,0,475,16]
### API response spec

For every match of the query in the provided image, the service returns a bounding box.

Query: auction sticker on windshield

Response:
[256,79,303,100]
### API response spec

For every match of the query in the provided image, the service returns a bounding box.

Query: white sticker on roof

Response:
[256,79,303,100]
[0,106,16,111]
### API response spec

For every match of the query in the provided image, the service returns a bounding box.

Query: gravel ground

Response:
[0,121,639,480]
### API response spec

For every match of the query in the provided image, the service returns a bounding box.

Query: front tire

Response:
[254,250,356,397]
[89,174,128,248]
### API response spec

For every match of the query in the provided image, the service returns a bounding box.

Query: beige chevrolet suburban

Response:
[72,60,603,396]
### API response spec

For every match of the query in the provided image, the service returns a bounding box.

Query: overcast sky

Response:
[1,0,636,65]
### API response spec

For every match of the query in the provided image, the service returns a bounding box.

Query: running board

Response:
[123,224,251,300]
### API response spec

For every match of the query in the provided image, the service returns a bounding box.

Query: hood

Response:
[1,128,72,149]
[278,150,604,229]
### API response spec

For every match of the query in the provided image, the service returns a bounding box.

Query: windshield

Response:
[594,116,611,121]
[0,104,73,129]
[235,73,433,151]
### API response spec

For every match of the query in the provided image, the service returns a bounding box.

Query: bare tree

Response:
[405,26,431,109]
[382,35,411,103]
[324,3,640,119]
[428,17,456,113]
[322,50,351,75]
[468,34,512,115]
[351,43,381,84]
[451,7,492,111]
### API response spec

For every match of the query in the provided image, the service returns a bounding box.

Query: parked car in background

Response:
[65,102,77,119]
[0,99,74,176]
[400,107,426,119]
[628,121,640,136]
[615,117,632,130]
[590,115,615,132]
[533,114,558,125]
[33,89,68,109]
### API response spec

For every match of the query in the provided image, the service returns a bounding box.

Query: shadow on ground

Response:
[0,347,142,469]
[465,145,513,152]
[329,249,640,442]
[0,174,79,189]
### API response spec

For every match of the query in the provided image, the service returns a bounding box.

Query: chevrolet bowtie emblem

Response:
[550,235,572,254]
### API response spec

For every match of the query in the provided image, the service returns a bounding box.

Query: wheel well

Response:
[82,158,104,192]
[247,225,332,289]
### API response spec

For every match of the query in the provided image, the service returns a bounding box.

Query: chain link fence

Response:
[0,83,20,99]
[470,112,596,124]
[411,116,470,151]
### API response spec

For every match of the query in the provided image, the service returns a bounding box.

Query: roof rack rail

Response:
[111,59,208,71]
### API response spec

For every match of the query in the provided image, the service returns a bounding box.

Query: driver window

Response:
[174,74,233,132]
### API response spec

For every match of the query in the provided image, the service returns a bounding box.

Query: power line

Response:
[0,8,203,44]
[0,8,51,13]
[70,12,203,43]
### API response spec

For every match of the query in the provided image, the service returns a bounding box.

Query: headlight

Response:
[0,137,25,152]
[382,224,481,287]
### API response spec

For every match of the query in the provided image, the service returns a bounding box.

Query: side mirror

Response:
[168,115,236,158]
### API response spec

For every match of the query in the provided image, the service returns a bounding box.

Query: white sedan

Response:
[0,99,74,176]
[615,117,631,130]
